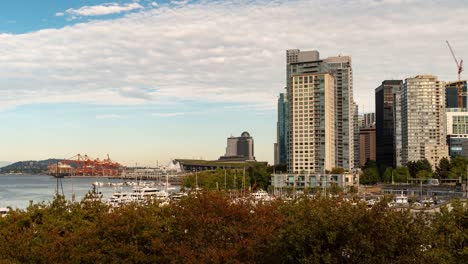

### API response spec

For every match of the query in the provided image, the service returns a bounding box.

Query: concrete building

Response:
[290,73,335,173]
[284,49,355,172]
[401,75,447,168]
[220,132,255,161]
[446,81,467,108]
[446,108,468,158]
[325,56,355,170]
[375,80,403,168]
[362,112,376,127]
[359,125,376,167]
[393,85,403,167]
[271,173,359,193]
[275,93,288,165]
[353,103,360,168]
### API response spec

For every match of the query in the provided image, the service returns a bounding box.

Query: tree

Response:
[330,167,345,174]
[407,159,433,177]
[393,166,410,183]
[435,157,451,179]
[383,167,393,183]
[360,167,380,185]
[449,156,468,179]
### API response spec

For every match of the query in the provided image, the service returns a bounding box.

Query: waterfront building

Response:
[275,93,288,165]
[324,55,355,170]
[353,103,360,168]
[290,73,335,173]
[375,80,402,169]
[220,132,255,161]
[445,81,467,108]
[446,108,468,158]
[359,125,376,167]
[284,49,355,172]
[362,112,376,127]
[401,75,447,168]
[393,85,403,167]
[270,173,359,194]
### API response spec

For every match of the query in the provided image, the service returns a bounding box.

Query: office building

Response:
[446,81,467,108]
[362,112,376,127]
[401,75,446,168]
[275,93,288,165]
[220,132,255,161]
[375,80,403,168]
[290,73,335,173]
[359,125,376,167]
[446,108,468,158]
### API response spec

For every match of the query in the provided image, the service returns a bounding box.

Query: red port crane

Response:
[446,40,466,107]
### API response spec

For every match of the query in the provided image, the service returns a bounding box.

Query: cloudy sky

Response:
[0,0,467,166]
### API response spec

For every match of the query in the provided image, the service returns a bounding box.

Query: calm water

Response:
[0,174,136,209]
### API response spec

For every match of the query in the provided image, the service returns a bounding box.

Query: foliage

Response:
[435,157,451,179]
[182,168,251,191]
[407,159,433,177]
[448,156,468,179]
[393,166,410,183]
[360,161,380,185]
[330,167,345,174]
[0,193,466,263]
[383,167,393,183]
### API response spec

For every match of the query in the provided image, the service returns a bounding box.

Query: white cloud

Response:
[60,2,143,18]
[1,0,467,112]
[55,12,65,17]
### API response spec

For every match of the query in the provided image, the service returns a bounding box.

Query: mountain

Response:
[0,161,11,168]
[0,159,61,174]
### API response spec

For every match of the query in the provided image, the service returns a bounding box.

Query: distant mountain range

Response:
[0,159,61,174]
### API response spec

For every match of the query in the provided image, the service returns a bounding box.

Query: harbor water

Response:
[0,174,173,209]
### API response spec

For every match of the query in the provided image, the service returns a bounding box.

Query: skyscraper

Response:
[284,49,355,172]
[221,132,255,161]
[393,85,403,167]
[375,80,402,168]
[446,108,468,158]
[290,73,335,173]
[362,113,376,127]
[353,103,360,167]
[275,93,288,165]
[359,125,376,167]
[325,56,355,170]
[445,81,467,108]
[401,75,446,168]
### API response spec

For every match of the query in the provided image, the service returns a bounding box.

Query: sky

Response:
[0,0,467,166]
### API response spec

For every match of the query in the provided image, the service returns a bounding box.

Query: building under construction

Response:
[48,154,123,177]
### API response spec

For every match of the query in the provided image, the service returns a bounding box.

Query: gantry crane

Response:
[446,40,466,107]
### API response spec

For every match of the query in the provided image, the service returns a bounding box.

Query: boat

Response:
[390,191,409,207]
[0,207,9,217]
[251,190,272,201]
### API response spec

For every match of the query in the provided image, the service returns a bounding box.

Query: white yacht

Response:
[0,207,9,217]
[390,191,409,207]
[251,190,272,201]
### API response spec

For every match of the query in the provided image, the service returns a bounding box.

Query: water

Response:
[0,174,141,209]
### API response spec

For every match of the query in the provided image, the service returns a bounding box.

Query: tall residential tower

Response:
[401,75,446,168]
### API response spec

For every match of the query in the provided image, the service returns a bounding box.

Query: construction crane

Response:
[446,40,466,107]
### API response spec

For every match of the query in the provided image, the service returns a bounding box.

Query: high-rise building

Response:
[290,73,335,173]
[284,49,355,172]
[353,103,360,167]
[445,81,467,108]
[220,132,255,161]
[275,93,288,165]
[362,113,376,127]
[393,85,403,167]
[325,56,355,170]
[359,125,376,167]
[401,75,446,168]
[375,80,402,168]
[446,108,468,158]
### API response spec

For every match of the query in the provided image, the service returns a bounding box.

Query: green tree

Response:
[435,157,451,179]
[383,167,393,183]
[393,166,410,183]
[449,156,468,179]
[360,167,380,185]
[330,167,345,174]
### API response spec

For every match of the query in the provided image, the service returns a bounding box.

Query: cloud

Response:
[1,0,467,113]
[119,87,153,100]
[151,112,185,117]
[59,2,143,18]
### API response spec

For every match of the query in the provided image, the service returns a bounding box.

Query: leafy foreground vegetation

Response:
[0,193,466,263]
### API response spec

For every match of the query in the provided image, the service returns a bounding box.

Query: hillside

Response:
[0,159,61,174]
